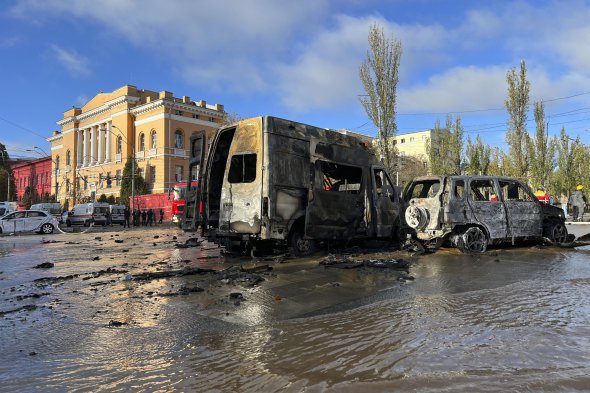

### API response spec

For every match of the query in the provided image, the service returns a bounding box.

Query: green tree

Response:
[0,142,17,201]
[22,186,36,209]
[552,127,584,195]
[465,135,492,175]
[119,157,146,207]
[427,115,464,175]
[488,147,512,176]
[529,100,555,189]
[505,60,531,178]
[359,23,402,172]
[106,195,116,204]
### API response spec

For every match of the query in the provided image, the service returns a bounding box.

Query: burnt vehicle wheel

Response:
[288,228,315,257]
[405,206,429,230]
[545,221,568,244]
[458,226,488,253]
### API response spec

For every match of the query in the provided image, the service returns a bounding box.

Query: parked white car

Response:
[0,210,59,235]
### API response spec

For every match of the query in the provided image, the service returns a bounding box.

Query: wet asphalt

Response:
[0,224,589,392]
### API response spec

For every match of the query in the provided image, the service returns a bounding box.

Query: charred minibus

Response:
[182,116,400,256]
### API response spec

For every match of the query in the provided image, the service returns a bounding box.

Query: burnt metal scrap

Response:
[402,175,569,253]
[320,254,411,270]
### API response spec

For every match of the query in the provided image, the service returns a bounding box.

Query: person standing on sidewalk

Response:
[147,208,154,226]
[559,193,569,218]
[159,208,164,224]
[572,185,586,222]
[123,207,131,228]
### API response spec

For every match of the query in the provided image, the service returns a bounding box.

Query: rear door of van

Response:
[218,117,263,234]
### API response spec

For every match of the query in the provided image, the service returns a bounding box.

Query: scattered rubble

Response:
[33,262,54,269]
[320,255,411,270]
[0,304,38,317]
[175,238,203,248]
[108,320,127,327]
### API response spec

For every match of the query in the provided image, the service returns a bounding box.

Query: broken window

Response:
[453,180,465,199]
[228,153,257,183]
[470,179,497,201]
[499,180,535,202]
[318,161,362,193]
[373,168,396,199]
[407,179,441,200]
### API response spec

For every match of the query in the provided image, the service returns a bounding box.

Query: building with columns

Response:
[47,85,224,208]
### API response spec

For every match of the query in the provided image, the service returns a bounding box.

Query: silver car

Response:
[0,210,59,235]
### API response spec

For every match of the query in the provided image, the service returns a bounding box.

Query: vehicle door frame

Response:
[370,166,399,237]
[24,211,46,232]
[466,177,508,241]
[305,138,367,240]
[183,131,206,232]
[497,178,543,239]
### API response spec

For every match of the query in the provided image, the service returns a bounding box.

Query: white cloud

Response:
[11,0,330,91]
[10,0,590,114]
[0,36,21,48]
[50,45,90,77]
[399,66,508,112]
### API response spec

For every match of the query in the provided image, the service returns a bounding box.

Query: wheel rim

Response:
[463,227,487,252]
[42,224,52,234]
[552,224,568,243]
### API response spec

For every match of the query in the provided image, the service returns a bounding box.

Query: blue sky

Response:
[2,0,590,159]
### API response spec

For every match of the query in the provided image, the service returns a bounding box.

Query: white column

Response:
[83,128,90,166]
[90,126,96,165]
[77,130,83,165]
[105,121,112,162]
[98,125,105,164]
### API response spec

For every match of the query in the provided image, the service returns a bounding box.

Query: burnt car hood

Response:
[541,204,565,220]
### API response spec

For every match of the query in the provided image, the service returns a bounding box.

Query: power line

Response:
[0,115,47,140]
[396,90,590,117]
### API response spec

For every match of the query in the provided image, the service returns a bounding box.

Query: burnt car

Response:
[402,176,568,252]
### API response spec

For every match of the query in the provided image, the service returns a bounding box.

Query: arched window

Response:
[151,130,157,149]
[117,136,123,154]
[55,156,60,170]
[139,133,145,151]
[66,150,71,166]
[174,130,184,149]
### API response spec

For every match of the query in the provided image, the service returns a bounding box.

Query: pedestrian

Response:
[572,185,587,222]
[147,208,154,226]
[141,210,147,226]
[133,209,140,226]
[159,208,164,224]
[105,209,111,226]
[559,193,569,217]
[123,207,131,228]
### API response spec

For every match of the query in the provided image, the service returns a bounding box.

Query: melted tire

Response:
[545,221,568,244]
[288,228,315,257]
[458,226,488,253]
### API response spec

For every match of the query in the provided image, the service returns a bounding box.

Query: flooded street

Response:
[1,225,589,392]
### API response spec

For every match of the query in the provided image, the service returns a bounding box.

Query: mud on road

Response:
[1,225,590,392]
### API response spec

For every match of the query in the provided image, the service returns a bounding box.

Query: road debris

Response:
[320,255,411,270]
[33,262,54,269]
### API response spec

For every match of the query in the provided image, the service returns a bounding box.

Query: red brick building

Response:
[11,156,53,207]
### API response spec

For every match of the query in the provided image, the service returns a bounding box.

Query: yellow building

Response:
[47,85,225,207]
[392,129,433,165]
